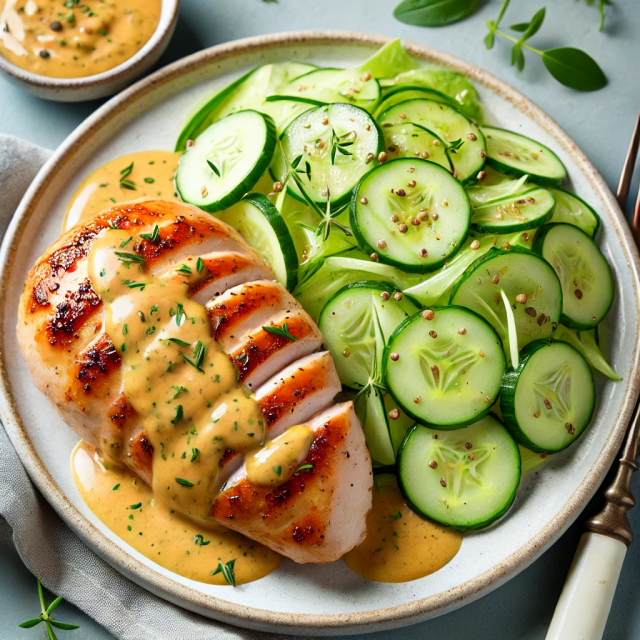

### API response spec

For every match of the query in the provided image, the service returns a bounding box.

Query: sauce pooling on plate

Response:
[344,474,462,583]
[72,441,281,585]
[0,0,161,78]
[64,151,180,231]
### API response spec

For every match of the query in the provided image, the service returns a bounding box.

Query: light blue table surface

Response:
[1,1,639,638]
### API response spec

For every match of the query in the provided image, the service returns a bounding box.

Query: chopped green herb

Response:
[190,447,200,462]
[122,324,128,335]
[112,484,120,491]
[196,257,205,273]
[273,465,282,477]
[176,264,192,275]
[391,511,402,520]
[212,559,236,586]
[130,503,142,510]
[171,405,184,425]
[140,225,160,243]
[175,477,194,487]
[143,177,155,183]
[166,337,190,347]
[114,251,146,268]
[123,280,146,290]
[296,464,314,472]
[193,534,210,546]
[262,323,298,342]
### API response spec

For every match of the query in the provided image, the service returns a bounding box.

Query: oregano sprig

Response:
[18,578,79,639]
[484,1,607,91]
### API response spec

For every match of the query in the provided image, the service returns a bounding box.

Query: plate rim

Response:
[1,30,640,634]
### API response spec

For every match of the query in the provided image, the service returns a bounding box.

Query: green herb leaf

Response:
[175,477,194,487]
[114,251,146,268]
[130,502,142,509]
[193,534,210,546]
[296,464,314,472]
[119,179,136,191]
[262,323,298,342]
[18,619,43,628]
[447,138,465,154]
[112,483,120,491]
[167,337,191,347]
[511,43,525,71]
[123,280,146,290]
[273,465,282,476]
[171,405,183,425]
[509,21,529,32]
[176,264,192,275]
[541,47,607,91]
[120,161,134,179]
[391,511,403,520]
[190,447,200,462]
[171,385,188,399]
[143,177,155,183]
[140,225,159,243]
[393,0,478,27]
[212,559,237,586]
[49,620,80,631]
[175,302,186,326]
[207,160,220,177]
[196,257,205,273]
[119,236,132,248]
[518,7,545,42]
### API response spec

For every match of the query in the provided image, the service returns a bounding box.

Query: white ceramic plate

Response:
[1,32,639,636]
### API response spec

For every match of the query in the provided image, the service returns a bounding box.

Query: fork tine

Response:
[617,109,640,209]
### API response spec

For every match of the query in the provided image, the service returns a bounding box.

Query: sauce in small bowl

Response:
[0,0,178,100]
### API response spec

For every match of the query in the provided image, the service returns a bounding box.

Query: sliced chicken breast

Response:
[17,199,372,564]
[211,402,373,563]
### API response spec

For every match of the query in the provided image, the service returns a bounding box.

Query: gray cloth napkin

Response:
[0,134,307,640]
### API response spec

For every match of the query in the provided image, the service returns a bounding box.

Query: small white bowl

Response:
[0,0,179,102]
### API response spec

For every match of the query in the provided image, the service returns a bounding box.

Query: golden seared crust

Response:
[210,402,372,563]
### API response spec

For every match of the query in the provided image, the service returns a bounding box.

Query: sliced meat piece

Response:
[227,308,323,390]
[219,351,342,483]
[189,253,274,305]
[211,401,372,564]
[206,280,294,353]
[255,350,341,438]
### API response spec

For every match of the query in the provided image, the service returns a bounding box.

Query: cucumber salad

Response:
[174,39,620,531]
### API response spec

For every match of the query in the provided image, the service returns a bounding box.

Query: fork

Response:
[546,109,640,640]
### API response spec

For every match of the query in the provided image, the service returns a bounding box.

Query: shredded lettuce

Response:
[380,66,483,122]
[554,325,622,381]
[358,38,419,79]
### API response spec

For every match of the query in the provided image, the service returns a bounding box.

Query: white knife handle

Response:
[546,532,627,640]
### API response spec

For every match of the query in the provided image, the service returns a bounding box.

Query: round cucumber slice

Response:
[272,102,384,209]
[176,110,277,213]
[398,415,521,530]
[500,339,595,453]
[547,188,601,238]
[379,99,486,184]
[351,158,471,273]
[383,306,506,428]
[533,223,614,330]
[216,193,298,290]
[318,281,419,389]
[380,122,452,171]
[471,187,555,233]
[373,85,457,119]
[449,247,563,355]
[480,126,567,187]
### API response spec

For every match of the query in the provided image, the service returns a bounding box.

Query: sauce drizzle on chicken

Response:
[87,228,271,520]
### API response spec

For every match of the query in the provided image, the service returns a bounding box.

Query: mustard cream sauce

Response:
[344,474,462,583]
[72,441,281,585]
[0,0,161,78]
[63,151,180,231]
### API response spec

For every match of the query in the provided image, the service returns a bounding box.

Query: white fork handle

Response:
[546,532,627,640]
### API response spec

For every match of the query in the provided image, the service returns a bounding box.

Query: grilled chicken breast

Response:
[17,199,372,563]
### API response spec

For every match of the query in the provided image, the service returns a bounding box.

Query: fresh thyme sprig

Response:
[18,578,79,639]
[484,1,607,91]
[330,129,356,165]
[279,142,352,242]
